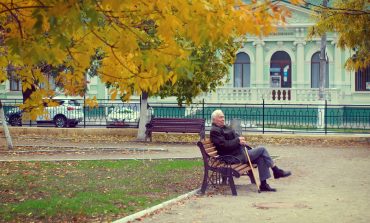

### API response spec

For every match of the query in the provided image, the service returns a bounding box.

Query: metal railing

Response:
[1,98,369,134]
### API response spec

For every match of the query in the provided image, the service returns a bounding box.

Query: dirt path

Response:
[0,139,200,161]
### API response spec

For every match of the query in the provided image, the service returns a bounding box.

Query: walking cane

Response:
[244,146,261,193]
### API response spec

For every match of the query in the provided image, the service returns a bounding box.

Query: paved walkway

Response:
[1,135,370,223]
[133,145,370,223]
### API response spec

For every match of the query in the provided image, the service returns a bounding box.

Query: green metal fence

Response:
[1,98,369,134]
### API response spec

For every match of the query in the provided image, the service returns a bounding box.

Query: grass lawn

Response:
[0,159,203,222]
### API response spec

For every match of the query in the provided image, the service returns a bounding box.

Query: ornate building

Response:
[198,1,369,105]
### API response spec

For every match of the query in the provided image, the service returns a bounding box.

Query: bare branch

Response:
[0,4,51,14]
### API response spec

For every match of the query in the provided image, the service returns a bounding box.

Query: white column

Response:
[345,48,354,93]
[294,40,306,88]
[4,80,10,92]
[332,40,342,89]
[253,40,265,88]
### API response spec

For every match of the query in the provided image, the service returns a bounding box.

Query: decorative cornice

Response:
[277,41,284,47]
[293,40,306,46]
[253,40,265,46]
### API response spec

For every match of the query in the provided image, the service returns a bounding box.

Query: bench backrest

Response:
[198,139,254,175]
[197,139,218,167]
[148,118,205,134]
[150,118,205,124]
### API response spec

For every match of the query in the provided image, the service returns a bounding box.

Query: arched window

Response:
[355,65,370,91]
[270,51,291,88]
[311,52,329,88]
[9,77,21,91]
[234,53,250,87]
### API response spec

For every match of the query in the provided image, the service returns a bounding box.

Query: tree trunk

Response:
[0,99,13,150]
[317,0,328,129]
[136,92,149,141]
[21,80,36,126]
[319,0,328,100]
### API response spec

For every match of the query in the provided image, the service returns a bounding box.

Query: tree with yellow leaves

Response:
[0,0,299,140]
[308,0,370,70]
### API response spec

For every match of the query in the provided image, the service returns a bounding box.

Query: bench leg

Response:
[221,176,227,185]
[145,130,151,142]
[147,132,152,142]
[228,176,237,196]
[200,170,209,194]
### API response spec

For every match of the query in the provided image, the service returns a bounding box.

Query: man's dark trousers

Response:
[236,146,274,181]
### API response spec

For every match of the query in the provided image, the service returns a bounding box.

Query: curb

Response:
[0,157,202,162]
[113,189,200,223]
[0,145,168,153]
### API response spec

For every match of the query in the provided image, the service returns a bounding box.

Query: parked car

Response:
[5,98,84,128]
[106,108,140,127]
[5,109,22,126]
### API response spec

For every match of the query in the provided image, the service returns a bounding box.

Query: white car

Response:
[37,98,84,127]
[106,108,140,127]
[5,98,84,128]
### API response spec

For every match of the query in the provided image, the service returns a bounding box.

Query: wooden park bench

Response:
[145,118,205,141]
[197,139,259,196]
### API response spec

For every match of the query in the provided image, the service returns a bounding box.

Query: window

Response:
[311,52,329,88]
[233,53,250,87]
[68,100,80,106]
[355,65,370,91]
[270,51,291,88]
[9,77,21,91]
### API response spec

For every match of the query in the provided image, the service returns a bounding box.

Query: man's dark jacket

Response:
[210,123,241,156]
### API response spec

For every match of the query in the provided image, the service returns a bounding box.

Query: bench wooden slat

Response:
[234,164,251,173]
[151,127,202,131]
[202,138,211,143]
[205,146,216,152]
[210,162,222,168]
[208,151,218,157]
[151,121,203,123]
[203,143,214,149]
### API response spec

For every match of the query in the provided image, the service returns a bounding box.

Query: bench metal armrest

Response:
[217,155,241,165]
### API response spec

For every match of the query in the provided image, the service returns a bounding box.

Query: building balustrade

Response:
[200,87,344,104]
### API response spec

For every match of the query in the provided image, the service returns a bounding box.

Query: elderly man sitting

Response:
[210,109,291,192]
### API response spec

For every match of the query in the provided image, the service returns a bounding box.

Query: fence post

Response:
[83,96,86,128]
[202,99,205,120]
[262,99,265,134]
[325,100,327,134]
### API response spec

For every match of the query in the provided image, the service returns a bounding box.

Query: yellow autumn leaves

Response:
[309,0,370,70]
[0,0,299,117]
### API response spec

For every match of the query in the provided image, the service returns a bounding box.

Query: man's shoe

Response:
[259,183,277,192]
[273,169,292,179]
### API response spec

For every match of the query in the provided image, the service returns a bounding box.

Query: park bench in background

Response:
[197,139,258,196]
[145,118,205,141]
